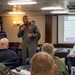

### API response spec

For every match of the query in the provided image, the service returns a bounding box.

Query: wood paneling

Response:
[45,15,52,43]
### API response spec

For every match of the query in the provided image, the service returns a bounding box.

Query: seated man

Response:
[0,63,12,75]
[30,52,57,75]
[0,38,18,63]
[42,43,68,75]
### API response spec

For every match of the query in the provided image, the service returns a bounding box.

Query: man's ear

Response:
[7,44,9,48]
[51,51,55,56]
[30,68,35,75]
[53,64,57,73]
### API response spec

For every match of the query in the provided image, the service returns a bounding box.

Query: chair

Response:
[2,61,19,69]
[26,58,30,65]
[18,57,23,66]
[65,57,75,67]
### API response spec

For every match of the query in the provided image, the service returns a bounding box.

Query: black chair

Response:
[65,57,75,67]
[2,61,19,69]
[26,58,30,65]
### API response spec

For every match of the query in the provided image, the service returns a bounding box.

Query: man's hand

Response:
[20,25,25,31]
[67,54,71,57]
[27,33,32,38]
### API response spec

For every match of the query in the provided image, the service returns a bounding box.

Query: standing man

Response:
[17,15,41,65]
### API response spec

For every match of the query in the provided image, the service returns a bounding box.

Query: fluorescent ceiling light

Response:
[7,0,37,5]
[41,6,64,10]
[68,12,75,14]
[51,10,69,14]
[8,11,25,14]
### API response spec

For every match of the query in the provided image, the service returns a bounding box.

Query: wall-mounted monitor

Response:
[58,15,75,44]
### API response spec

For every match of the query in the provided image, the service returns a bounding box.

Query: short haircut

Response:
[42,43,54,54]
[30,52,55,75]
[0,38,9,46]
[23,15,28,20]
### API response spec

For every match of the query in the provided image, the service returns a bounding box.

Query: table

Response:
[11,65,30,75]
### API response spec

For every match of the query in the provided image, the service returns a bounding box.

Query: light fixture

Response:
[41,6,64,10]
[8,11,25,14]
[7,0,37,5]
[8,5,25,14]
[68,12,75,14]
[50,10,69,14]
[13,20,21,26]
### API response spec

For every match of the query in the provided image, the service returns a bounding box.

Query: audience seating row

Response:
[1,47,75,70]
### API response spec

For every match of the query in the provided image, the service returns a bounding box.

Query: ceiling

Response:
[0,0,75,15]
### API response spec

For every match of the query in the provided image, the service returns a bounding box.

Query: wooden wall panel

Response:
[45,15,52,43]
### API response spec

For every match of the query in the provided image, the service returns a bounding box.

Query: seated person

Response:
[0,63,12,75]
[31,20,35,24]
[42,43,68,75]
[30,52,57,75]
[0,38,18,63]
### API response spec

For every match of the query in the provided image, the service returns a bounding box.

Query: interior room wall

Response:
[2,14,45,43]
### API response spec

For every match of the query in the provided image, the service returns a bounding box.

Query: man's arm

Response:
[32,25,41,39]
[17,25,25,38]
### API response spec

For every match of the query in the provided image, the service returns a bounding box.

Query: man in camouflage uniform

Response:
[17,15,41,65]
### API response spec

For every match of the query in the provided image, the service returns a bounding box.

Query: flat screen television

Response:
[57,15,75,44]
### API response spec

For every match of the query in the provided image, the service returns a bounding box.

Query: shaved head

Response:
[30,52,55,75]
[0,38,9,49]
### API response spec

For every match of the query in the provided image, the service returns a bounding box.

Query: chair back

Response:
[65,57,75,66]
[26,58,30,65]
[3,61,19,69]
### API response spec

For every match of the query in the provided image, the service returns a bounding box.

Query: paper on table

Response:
[11,69,30,75]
